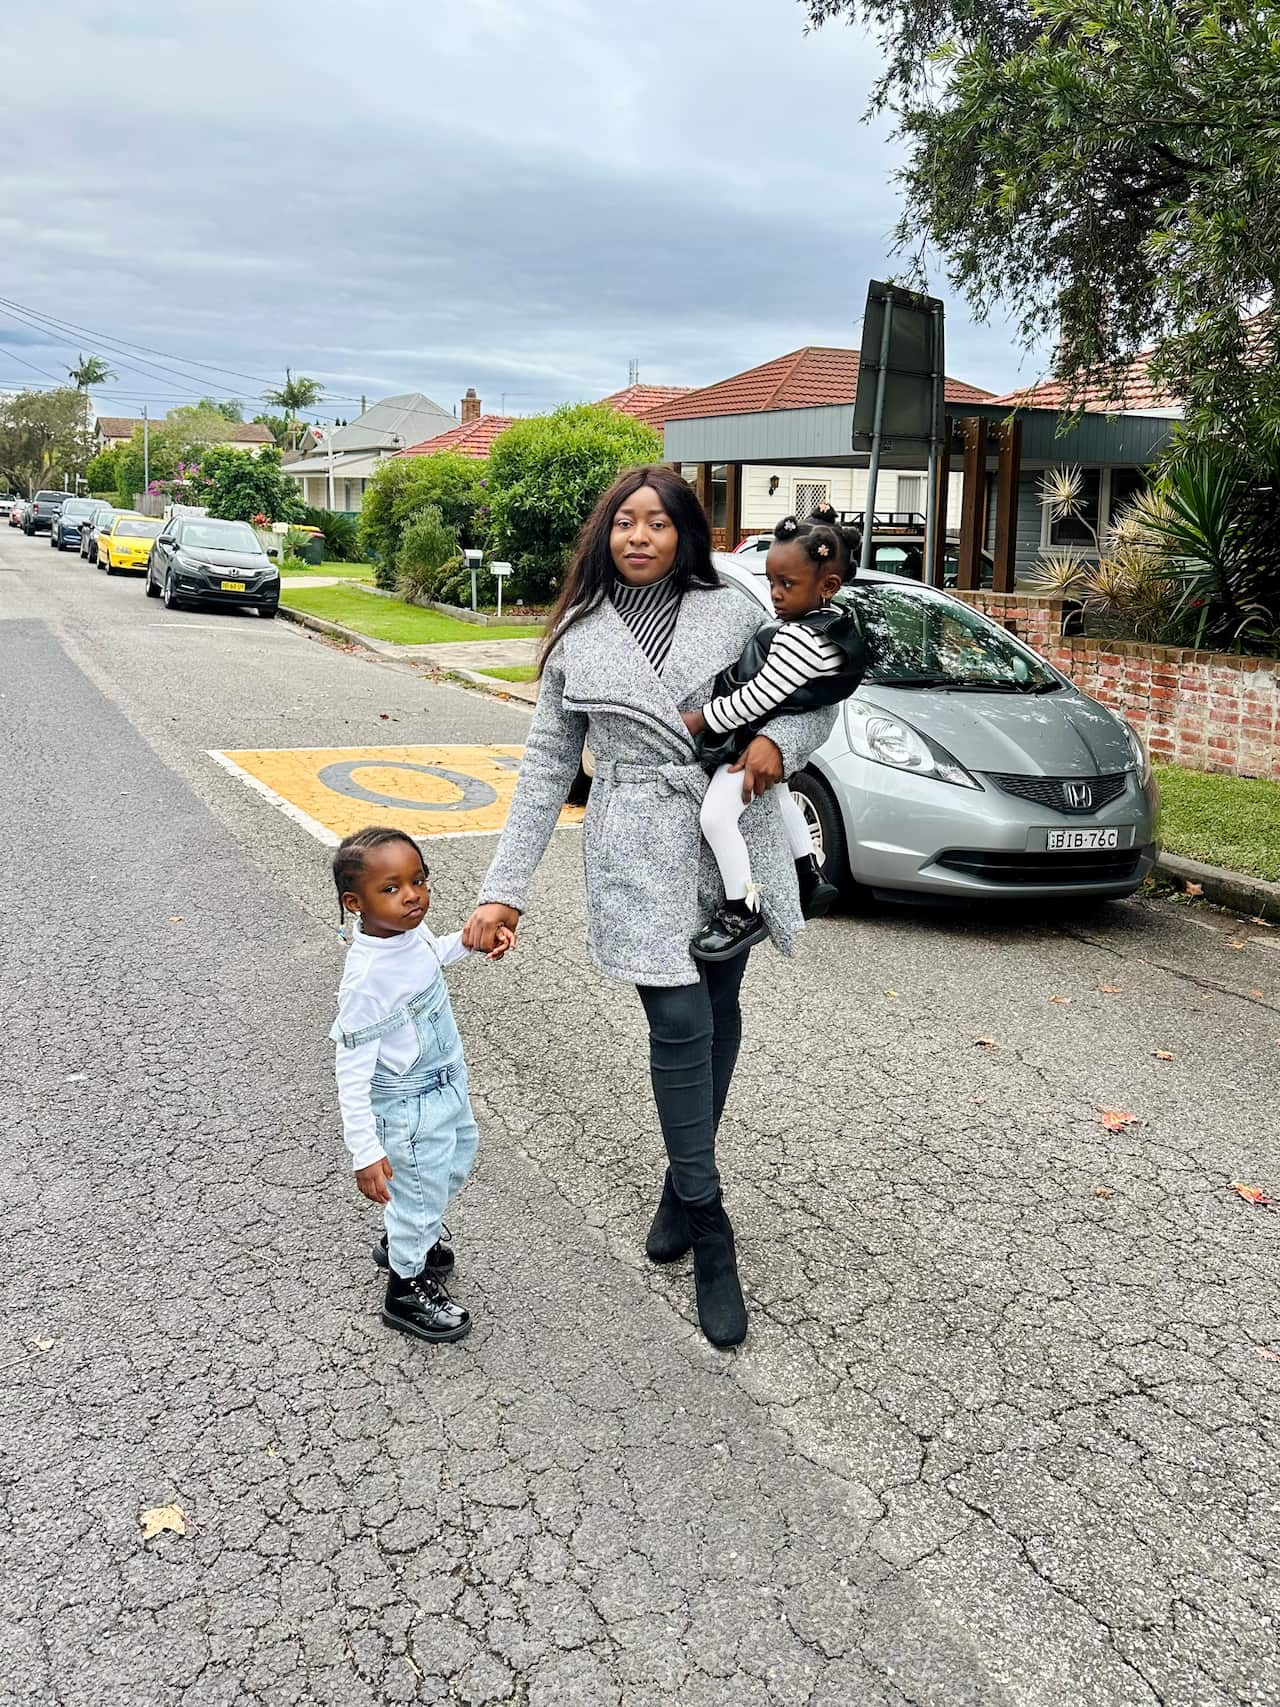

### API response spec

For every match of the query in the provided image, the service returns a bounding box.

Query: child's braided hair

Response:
[332,825,428,923]
[773,514,861,583]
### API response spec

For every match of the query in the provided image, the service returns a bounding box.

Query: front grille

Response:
[937,849,1144,885]
[986,772,1129,815]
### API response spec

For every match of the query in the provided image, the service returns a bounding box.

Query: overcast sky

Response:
[0,0,1041,425]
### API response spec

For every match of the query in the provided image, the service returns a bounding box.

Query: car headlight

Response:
[1122,720,1151,785]
[845,699,983,789]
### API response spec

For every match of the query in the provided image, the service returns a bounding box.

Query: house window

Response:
[1107,468,1146,528]
[793,479,830,520]
[897,475,925,516]
[1047,469,1101,547]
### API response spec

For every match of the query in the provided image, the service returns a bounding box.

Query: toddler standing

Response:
[330,826,512,1344]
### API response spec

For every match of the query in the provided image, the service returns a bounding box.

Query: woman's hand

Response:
[728,735,784,803]
[355,1157,393,1205]
[463,903,520,954]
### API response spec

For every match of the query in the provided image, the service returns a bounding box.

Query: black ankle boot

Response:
[685,1193,748,1348]
[373,1229,454,1276]
[645,1168,692,1263]
[795,854,839,920]
[691,898,769,962]
[382,1269,471,1344]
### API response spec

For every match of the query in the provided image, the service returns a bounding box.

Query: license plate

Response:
[220,580,247,592]
[1046,828,1120,851]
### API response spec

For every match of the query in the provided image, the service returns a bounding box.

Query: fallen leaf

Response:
[167,915,183,923]
[974,1037,998,1049]
[1093,1186,1113,1199]
[1256,1347,1280,1362]
[1229,940,1247,951]
[884,990,899,1000]
[1231,1182,1272,1207]
[1184,881,1204,898]
[1097,984,1122,995]
[140,1503,186,1540]
[1050,994,1072,1005]
[63,1072,88,1083]
[1250,989,1266,1000]
[27,1337,55,1353]
[1251,915,1274,928]
[1098,1109,1138,1132]
[379,712,390,720]
[1153,1049,1175,1061]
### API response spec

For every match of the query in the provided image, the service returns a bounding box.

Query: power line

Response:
[0,342,68,384]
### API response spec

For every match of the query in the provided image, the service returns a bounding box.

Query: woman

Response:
[463,467,837,1347]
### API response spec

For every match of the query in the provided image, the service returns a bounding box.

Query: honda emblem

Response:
[1064,781,1093,809]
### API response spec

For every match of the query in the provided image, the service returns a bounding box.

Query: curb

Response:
[1155,851,1280,922]
[277,602,389,655]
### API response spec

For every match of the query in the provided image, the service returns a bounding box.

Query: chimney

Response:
[461,387,480,424]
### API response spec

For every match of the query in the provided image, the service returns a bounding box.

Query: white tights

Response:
[699,764,814,903]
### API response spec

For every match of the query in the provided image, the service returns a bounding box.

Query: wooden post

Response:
[956,417,989,591]
[929,417,953,586]
[695,462,713,523]
[991,418,1022,593]
[723,462,742,549]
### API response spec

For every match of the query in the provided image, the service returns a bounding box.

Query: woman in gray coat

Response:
[464,467,836,1347]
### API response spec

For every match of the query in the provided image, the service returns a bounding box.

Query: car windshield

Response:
[841,581,1060,692]
[180,521,264,553]
[62,500,95,516]
[114,519,160,538]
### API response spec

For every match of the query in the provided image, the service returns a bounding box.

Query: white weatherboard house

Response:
[282,393,455,511]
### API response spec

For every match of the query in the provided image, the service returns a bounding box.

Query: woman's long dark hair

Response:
[538,465,719,671]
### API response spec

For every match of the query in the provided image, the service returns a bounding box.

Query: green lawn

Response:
[281,584,542,645]
[280,560,374,578]
[1156,764,1280,882]
[478,664,539,682]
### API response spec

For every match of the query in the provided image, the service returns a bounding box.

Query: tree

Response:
[487,405,663,600]
[0,388,94,494]
[67,353,114,390]
[197,395,245,422]
[112,405,233,504]
[359,452,489,588]
[262,369,323,447]
[801,0,1280,439]
[252,412,292,449]
[85,446,122,495]
[201,445,304,524]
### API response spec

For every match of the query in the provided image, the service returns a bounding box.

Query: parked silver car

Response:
[714,553,1159,904]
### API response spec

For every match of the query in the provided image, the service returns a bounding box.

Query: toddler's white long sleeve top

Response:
[333,920,468,1171]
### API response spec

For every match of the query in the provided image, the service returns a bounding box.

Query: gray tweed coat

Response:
[477,577,838,987]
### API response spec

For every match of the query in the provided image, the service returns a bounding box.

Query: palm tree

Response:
[68,353,114,390]
[262,369,323,448]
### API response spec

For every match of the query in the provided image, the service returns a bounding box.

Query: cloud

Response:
[0,0,1031,421]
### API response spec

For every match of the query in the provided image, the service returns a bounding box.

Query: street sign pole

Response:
[142,405,149,495]
[859,296,895,578]
[924,300,944,587]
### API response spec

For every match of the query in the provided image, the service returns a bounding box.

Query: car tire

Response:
[144,566,160,597]
[103,555,116,576]
[787,769,855,902]
[258,604,278,619]
[162,571,182,610]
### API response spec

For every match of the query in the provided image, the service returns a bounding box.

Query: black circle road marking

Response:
[315,760,498,813]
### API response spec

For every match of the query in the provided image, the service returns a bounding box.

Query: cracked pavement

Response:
[2,530,1277,1706]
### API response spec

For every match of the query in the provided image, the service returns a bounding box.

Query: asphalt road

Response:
[2,525,1277,1707]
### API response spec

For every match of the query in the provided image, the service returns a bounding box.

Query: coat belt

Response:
[593,758,708,803]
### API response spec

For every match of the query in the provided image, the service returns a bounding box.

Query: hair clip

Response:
[816,542,831,558]
[780,517,798,534]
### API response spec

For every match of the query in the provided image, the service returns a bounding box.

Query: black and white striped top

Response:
[702,621,845,736]
[610,571,681,674]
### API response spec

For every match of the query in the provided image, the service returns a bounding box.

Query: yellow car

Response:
[99,514,162,575]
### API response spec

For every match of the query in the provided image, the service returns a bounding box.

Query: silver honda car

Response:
[715,553,1159,904]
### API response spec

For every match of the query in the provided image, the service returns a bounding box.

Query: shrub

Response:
[360,453,487,584]
[302,506,360,561]
[203,445,304,525]
[434,558,496,609]
[395,505,460,602]
[487,404,663,602]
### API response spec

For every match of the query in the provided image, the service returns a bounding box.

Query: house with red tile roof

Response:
[399,383,687,460]
[992,347,1181,415]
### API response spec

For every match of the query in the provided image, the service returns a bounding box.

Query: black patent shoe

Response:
[691,899,769,962]
[685,1193,748,1348]
[645,1168,692,1263]
[382,1269,471,1344]
[373,1228,454,1275]
[795,854,839,920]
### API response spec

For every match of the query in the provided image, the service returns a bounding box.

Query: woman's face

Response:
[610,485,679,585]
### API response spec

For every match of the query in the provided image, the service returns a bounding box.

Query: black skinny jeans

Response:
[636,952,750,1207]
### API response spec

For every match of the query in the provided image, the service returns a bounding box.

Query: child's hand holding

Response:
[355,1157,393,1204]
[486,924,517,961]
[681,709,706,737]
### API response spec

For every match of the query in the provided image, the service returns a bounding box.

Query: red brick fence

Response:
[956,592,1280,782]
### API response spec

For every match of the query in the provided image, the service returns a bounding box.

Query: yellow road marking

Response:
[209,743,582,845]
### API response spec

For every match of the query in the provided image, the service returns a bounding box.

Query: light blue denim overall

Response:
[330,970,479,1279]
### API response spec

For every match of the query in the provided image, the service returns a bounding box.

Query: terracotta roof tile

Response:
[993,350,1180,413]
[655,347,994,423]
[596,384,693,423]
[399,415,516,460]
[94,415,273,443]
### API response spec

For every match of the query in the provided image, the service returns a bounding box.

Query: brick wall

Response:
[955,591,1280,781]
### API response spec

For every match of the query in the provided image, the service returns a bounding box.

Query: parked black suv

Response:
[146,516,280,616]
[24,490,66,535]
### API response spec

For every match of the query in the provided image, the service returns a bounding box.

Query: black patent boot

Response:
[645,1168,692,1263]
[795,854,839,920]
[373,1228,454,1276]
[691,897,769,962]
[382,1269,471,1344]
[685,1194,748,1348]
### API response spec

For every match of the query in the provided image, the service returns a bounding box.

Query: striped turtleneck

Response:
[610,570,681,674]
